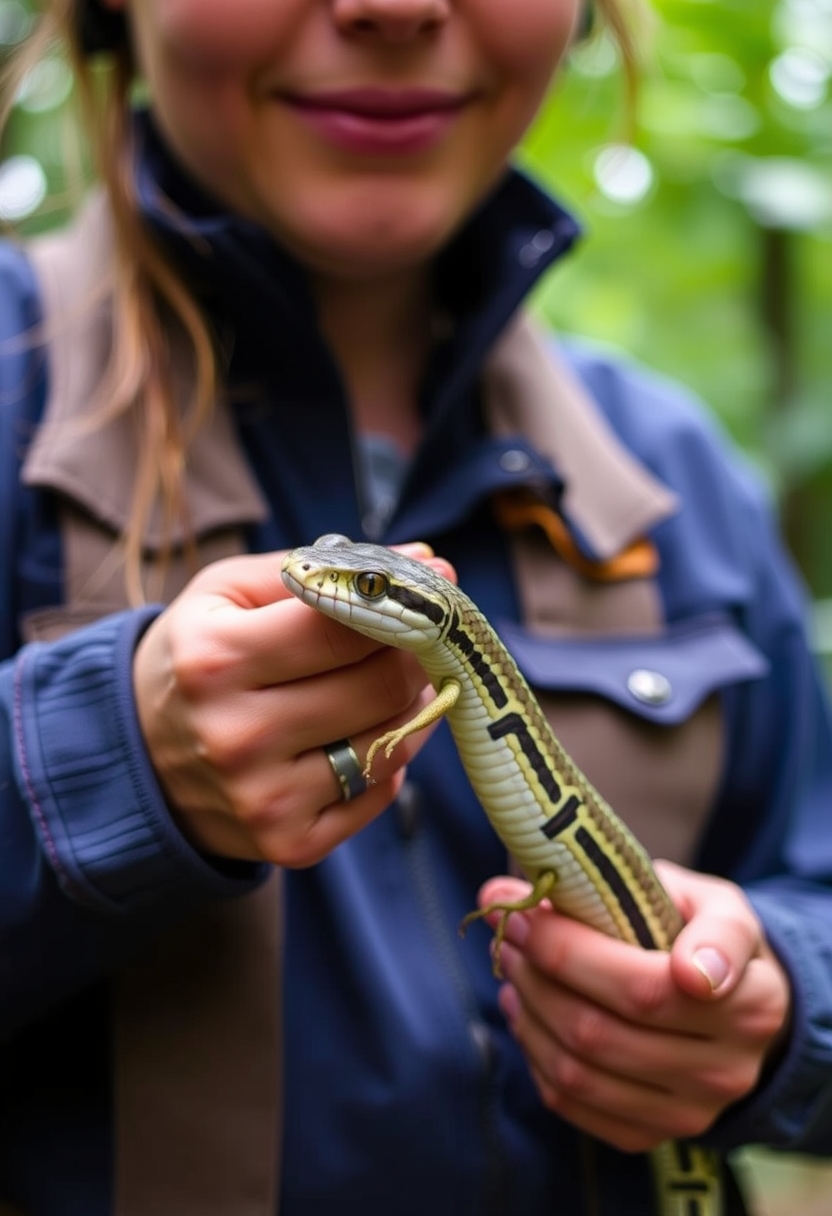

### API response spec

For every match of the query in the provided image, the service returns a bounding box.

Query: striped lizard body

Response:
[281,533,728,1216]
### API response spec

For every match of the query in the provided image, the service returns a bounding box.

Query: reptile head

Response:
[281,534,456,651]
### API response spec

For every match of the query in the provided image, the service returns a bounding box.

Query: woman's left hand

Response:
[479,861,792,1152]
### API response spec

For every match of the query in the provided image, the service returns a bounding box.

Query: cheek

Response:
[130,0,298,73]
[476,0,581,97]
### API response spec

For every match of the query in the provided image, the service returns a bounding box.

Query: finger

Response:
[525,1058,706,1153]
[498,944,712,1083]
[188,551,299,610]
[260,647,430,756]
[299,683,440,805]
[259,684,440,867]
[211,684,439,866]
[499,980,716,1149]
[485,880,787,1048]
[478,878,686,1030]
[187,655,432,796]
[479,875,538,913]
[188,546,456,688]
[164,733,410,867]
[499,940,771,1113]
[256,769,409,868]
[178,588,387,689]
[417,555,457,584]
[207,767,409,866]
[656,861,766,1000]
[188,543,447,610]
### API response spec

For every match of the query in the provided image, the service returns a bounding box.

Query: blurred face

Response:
[103,0,581,278]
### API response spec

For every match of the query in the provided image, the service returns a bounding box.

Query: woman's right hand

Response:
[133,544,447,866]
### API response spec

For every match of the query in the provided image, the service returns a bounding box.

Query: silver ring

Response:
[323,738,368,802]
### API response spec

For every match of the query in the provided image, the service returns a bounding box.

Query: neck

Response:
[313,269,434,454]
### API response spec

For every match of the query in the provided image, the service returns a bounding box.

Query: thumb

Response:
[656,861,764,1001]
[189,551,297,610]
[195,542,443,612]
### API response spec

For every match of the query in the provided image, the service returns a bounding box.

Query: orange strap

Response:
[494,489,659,583]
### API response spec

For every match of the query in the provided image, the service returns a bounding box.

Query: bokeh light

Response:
[0,152,45,220]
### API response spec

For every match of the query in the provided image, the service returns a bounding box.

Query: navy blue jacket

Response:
[1,119,831,1215]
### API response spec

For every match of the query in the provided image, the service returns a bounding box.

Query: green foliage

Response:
[520,0,832,595]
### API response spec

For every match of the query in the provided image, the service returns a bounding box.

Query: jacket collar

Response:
[21,193,269,549]
[22,113,676,557]
[484,316,678,560]
[132,108,581,404]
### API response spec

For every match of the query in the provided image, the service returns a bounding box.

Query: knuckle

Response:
[537,1079,566,1115]
[266,813,324,868]
[380,652,427,711]
[551,1053,588,1097]
[534,925,570,976]
[279,838,322,868]
[232,789,278,835]
[625,970,668,1019]
[666,1106,714,1141]
[233,782,304,845]
[196,721,247,772]
[611,1127,657,1154]
[705,1060,759,1105]
[567,1007,607,1058]
[748,998,788,1045]
[168,627,224,695]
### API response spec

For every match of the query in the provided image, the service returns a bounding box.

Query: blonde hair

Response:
[4,0,215,602]
[5,0,638,604]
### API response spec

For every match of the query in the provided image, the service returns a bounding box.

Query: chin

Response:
[277,187,474,279]
[330,239,446,280]
[285,230,445,282]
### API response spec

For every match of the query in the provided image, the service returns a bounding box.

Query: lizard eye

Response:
[355,571,388,600]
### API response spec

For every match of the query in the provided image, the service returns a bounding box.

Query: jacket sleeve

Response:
[563,339,832,1155]
[0,611,268,1037]
[700,483,832,1154]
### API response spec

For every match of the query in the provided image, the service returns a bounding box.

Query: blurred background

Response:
[521,0,832,695]
[0,0,830,1210]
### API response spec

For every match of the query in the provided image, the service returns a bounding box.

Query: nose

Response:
[333,0,450,43]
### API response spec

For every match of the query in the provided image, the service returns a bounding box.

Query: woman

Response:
[0,0,829,1213]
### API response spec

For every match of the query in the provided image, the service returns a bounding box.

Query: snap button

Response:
[627,668,672,706]
[518,228,556,268]
[499,448,531,473]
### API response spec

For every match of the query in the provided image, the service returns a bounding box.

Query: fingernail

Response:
[398,542,434,558]
[692,947,730,991]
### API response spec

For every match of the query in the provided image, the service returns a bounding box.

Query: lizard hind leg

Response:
[459,870,557,978]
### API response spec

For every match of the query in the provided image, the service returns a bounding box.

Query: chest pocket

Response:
[501,611,767,867]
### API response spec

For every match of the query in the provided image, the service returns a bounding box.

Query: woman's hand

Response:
[133,544,452,866]
[479,862,791,1152]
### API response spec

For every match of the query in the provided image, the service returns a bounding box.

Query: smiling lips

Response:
[282,87,472,155]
